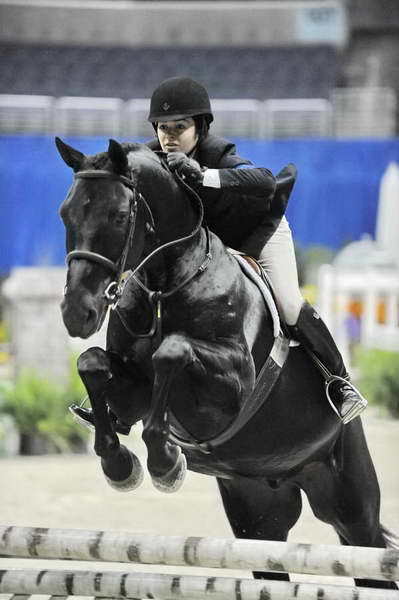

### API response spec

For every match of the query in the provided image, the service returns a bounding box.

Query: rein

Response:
[114,225,212,348]
[66,167,212,346]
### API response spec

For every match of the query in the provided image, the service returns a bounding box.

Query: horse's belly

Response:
[179,410,340,481]
[183,444,329,480]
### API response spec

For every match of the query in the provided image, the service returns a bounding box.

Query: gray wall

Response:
[0,1,347,47]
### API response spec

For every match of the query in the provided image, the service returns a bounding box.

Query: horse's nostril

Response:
[86,307,98,326]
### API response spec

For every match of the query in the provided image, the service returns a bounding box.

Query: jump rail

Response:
[2,596,72,600]
[0,525,398,582]
[0,567,399,600]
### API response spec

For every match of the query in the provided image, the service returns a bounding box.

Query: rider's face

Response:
[157,118,199,155]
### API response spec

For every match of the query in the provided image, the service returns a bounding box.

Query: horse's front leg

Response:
[142,334,206,493]
[77,347,144,491]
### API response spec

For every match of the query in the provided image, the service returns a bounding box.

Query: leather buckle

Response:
[104,281,121,304]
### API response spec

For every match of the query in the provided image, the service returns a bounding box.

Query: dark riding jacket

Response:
[147,135,295,257]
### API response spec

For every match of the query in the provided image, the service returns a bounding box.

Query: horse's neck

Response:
[145,226,206,292]
[153,179,199,242]
[132,153,200,242]
[139,169,205,288]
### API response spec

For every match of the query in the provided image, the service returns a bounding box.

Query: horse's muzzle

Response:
[61,293,104,339]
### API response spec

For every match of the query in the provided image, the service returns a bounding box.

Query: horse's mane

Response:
[123,142,150,155]
[87,142,156,171]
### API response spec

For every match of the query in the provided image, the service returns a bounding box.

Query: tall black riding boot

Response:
[289,301,367,424]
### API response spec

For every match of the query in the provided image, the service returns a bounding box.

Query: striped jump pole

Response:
[0,525,398,582]
[4,597,71,600]
[4,596,72,600]
[0,567,398,600]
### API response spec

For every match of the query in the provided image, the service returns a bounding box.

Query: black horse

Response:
[56,137,397,590]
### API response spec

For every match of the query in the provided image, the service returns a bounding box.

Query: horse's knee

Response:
[153,334,205,377]
[153,335,194,370]
[78,346,109,371]
[77,347,111,381]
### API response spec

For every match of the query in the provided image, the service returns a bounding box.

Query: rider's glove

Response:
[167,152,204,188]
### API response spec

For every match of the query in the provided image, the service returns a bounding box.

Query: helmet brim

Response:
[148,110,213,124]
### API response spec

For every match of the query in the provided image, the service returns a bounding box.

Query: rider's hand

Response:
[167,152,204,188]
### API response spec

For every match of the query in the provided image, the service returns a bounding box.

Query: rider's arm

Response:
[202,164,276,196]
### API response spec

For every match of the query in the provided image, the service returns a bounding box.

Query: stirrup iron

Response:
[325,375,368,424]
[69,398,95,432]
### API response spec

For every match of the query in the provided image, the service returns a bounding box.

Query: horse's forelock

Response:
[86,151,112,171]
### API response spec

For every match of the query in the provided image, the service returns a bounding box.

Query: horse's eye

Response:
[112,212,129,227]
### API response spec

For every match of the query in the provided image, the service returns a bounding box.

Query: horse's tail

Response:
[381,524,399,550]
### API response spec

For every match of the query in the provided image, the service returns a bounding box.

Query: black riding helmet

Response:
[148,76,214,126]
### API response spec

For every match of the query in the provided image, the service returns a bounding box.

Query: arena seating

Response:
[0,32,396,138]
[0,43,339,101]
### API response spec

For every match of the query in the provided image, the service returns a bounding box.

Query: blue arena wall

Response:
[1,136,399,275]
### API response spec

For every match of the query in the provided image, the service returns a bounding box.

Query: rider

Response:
[73,76,367,427]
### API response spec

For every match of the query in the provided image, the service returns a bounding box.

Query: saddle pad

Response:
[233,254,280,338]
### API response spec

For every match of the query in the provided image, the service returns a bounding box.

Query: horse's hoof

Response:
[101,447,144,492]
[151,448,187,493]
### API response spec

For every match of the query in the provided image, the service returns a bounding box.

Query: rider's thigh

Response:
[258,217,303,325]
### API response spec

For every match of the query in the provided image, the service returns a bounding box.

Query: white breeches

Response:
[258,216,304,325]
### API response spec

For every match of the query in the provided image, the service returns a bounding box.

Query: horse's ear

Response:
[55,137,85,172]
[108,139,128,175]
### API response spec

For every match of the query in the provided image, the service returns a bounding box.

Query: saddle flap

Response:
[229,251,281,338]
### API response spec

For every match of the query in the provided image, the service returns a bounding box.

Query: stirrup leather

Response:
[325,376,368,424]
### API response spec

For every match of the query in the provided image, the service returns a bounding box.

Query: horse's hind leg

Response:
[301,418,398,590]
[77,347,144,491]
[217,477,302,581]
